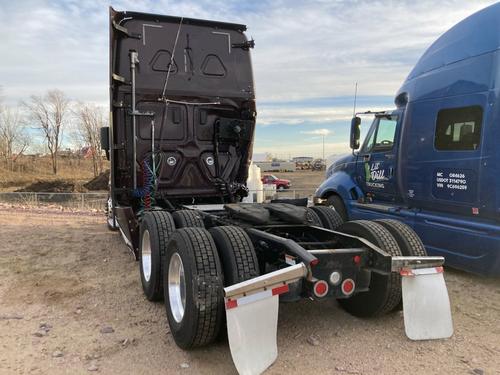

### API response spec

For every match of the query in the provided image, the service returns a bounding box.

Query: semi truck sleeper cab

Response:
[315,3,500,276]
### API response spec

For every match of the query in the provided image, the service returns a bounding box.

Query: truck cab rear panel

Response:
[109,8,256,205]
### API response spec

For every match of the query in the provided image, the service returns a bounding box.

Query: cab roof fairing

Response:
[110,7,248,33]
[395,3,500,104]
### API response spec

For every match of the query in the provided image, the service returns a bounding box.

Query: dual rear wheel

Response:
[164,226,259,348]
[338,219,427,317]
[138,211,259,348]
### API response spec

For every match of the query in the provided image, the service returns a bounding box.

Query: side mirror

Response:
[350,116,361,150]
[100,126,110,160]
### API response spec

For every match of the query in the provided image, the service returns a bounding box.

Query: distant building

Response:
[254,161,295,172]
[292,156,313,163]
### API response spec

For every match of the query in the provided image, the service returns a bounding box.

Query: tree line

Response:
[0,88,107,177]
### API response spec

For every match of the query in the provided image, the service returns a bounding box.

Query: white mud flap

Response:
[401,266,453,340]
[224,264,307,375]
[226,287,283,375]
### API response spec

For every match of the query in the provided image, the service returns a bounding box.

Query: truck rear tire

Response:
[163,228,224,349]
[172,210,204,228]
[209,226,260,285]
[374,219,427,257]
[305,208,323,226]
[326,195,348,221]
[139,211,175,301]
[375,219,427,311]
[309,206,344,230]
[209,226,261,340]
[337,220,402,317]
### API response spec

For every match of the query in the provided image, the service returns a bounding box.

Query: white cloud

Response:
[1,0,496,106]
[300,128,332,136]
[0,0,497,155]
[257,105,388,126]
[253,141,350,159]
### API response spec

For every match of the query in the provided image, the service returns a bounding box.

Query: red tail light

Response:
[341,279,355,296]
[313,280,329,298]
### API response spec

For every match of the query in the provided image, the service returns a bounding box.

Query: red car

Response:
[261,174,291,190]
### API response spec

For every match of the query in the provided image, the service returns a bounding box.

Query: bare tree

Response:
[0,107,30,170]
[75,103,106,177]
[24,90,69,174]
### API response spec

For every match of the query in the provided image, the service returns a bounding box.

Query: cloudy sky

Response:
[0,0,497,157]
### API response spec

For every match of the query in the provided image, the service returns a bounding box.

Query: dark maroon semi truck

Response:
[102,8,453,374]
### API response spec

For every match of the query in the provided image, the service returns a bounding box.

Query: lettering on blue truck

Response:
[433,169,476,202]
[364,162,387,189]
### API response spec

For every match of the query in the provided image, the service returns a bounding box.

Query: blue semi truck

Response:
[314,3,500,276]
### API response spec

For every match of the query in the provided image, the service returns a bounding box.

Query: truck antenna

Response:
[352,82,358,117]
[160,17,183,100]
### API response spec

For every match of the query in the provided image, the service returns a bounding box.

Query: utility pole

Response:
[322,134,325,161]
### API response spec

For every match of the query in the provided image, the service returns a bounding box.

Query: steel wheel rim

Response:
[141,229,152,282]
[168,252,186,323]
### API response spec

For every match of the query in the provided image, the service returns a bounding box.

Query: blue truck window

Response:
[363,124,376,152]
[361,116,398,153]
[373,118,397,151]
[434,106,483,151]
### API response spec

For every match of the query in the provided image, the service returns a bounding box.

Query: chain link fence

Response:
[0,188,317,211]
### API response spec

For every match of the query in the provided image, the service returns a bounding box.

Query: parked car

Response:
[261,174,291,190]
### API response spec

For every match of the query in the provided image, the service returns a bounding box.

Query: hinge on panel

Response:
[112,20,141,39]
[112,100,126,108]
[127,110,155,117]
[112,73,128,84]
[232,39,255,50]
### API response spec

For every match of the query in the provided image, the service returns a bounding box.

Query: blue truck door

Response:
[404,102,485,214]
[356,113,400,202]
[402,97,499,274]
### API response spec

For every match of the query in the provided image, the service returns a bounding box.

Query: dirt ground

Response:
[1,210,500,375]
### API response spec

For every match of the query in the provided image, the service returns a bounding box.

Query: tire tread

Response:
[172,210,204,228]
[177,228,223,347]
[338,220,402,316]
[310,206,344,230]
[140,211,175,301]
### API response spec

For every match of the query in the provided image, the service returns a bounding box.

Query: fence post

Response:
[34,192,38,206]
[81,193,84,210]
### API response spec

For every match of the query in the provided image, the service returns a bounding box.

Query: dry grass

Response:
[0,156,109,192]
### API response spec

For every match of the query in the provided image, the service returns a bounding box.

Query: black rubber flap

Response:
[224,203,270,224]
[264,203,307,224]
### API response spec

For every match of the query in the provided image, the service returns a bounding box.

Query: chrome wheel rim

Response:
[168,252,186,323]
[141,230,152,282]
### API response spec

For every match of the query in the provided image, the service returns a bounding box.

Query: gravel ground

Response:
[0,209,499,375]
